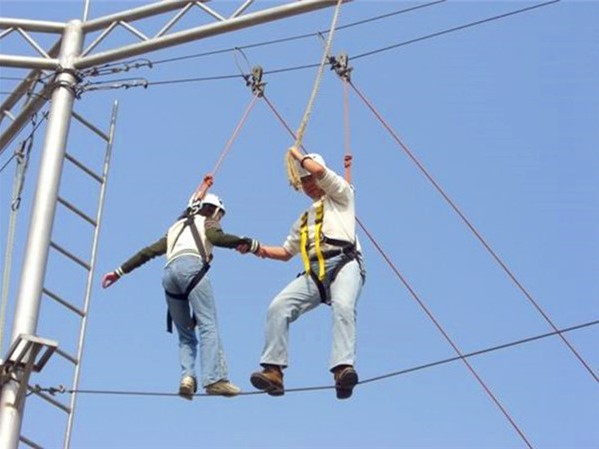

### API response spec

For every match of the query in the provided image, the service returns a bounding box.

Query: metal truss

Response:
[0,2,347,448]
[0,0,347,153]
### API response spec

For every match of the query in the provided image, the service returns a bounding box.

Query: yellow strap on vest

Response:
[299,211,311,276]
[313,201,326,280]
[299,201,326,281]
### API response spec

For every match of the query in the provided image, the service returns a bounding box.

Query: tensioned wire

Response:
[31,319,598,398]
[72,1,559,88]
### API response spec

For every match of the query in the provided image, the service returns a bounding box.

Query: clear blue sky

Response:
[1,1,597,448]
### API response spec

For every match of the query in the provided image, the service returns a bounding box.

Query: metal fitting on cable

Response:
[51,66,84,98]
[244,66,266,97]
[328,52,352,82]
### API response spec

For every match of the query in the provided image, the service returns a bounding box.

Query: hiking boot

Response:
[178,376,197,400]
[250,365,284,396]
[333,365,358,400]
[205,380,241,397]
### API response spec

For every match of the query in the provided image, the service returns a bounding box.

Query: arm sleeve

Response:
[282,218,301,256]
[119,236,167,274]
[316,167,352,206]
[204,217,249,249]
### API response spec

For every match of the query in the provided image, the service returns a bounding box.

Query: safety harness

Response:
[165,213,212,333]
[299,200,363,305]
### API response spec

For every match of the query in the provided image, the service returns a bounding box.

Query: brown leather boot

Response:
[250,364,284,396]
[333,365,358,400]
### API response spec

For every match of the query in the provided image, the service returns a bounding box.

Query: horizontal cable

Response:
[33,318,598,398]
[96,1,559,90]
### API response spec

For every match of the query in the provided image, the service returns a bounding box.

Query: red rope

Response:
[349,80,598,384]
[262,92,537,448]
[343,78,352,183]
[195,94,259,199]
[262,95,308,155]
[356,217,534,449]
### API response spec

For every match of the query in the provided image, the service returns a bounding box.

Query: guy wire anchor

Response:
[244,66,266,97]
[329,52,352,82]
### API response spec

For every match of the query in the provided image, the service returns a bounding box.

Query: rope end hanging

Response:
[286,151,302,191]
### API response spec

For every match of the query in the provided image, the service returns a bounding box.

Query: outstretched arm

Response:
[204,219,260,254]
[256,245,293,261]
[101,236,167,288]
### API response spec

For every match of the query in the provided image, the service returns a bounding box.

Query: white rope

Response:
[286,0,345,189]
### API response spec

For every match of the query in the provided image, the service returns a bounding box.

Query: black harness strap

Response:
[166,262,210,333]
[303,237,364,305]
[165,215,212,333]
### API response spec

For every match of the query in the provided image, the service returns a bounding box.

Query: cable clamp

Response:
[244,66,266,97]
[329,52,352,82]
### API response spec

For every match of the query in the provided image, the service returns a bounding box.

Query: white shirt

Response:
[166,214,214,263]
[283,167,358,257]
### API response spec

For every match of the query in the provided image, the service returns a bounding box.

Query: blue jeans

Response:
[162,256,228,387]
[260,255,364,370]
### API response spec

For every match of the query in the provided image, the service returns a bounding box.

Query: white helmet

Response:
[186,192,226,216]
[296,153,326,178]
[202,192,226,216]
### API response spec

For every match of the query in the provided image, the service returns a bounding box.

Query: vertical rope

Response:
[342,78,352,183]
[0,135,34,351]
[286,0,345,189]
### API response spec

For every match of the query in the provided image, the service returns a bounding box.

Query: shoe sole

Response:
[250,373,285,396]
[336,369,359,400]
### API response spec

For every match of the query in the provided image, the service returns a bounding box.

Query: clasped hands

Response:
[236,238,265,258]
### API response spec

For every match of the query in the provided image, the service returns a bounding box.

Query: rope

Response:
[260,93,533,448]
[0,123,35,351]
[342,78,352,183]
[30,318,598,398]
[348,79,598,384]
[286,0,345,190]
[355,219,533,449]
[192,94,259,201]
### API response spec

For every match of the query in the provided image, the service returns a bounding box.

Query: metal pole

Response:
[82,0,91,22]
[0,19,83,449]
[0,17,65,33]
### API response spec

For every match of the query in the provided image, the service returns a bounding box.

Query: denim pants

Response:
[162,256,228,387]
[260,254,364,371]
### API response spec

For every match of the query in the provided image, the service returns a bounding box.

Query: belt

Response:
[309,247,354,262]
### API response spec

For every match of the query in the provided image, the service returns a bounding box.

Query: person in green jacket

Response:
[102,193,260,400]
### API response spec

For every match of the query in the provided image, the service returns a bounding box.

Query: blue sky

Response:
[1,1,597,448]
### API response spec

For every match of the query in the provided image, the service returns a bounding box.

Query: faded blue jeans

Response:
[260,254,365,371]
[162,255,228,388]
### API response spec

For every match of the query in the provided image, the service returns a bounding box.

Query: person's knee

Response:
[178,330,198,346]
[266,299,284,319]
[332,300,355,319]
[267,298,298,322]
